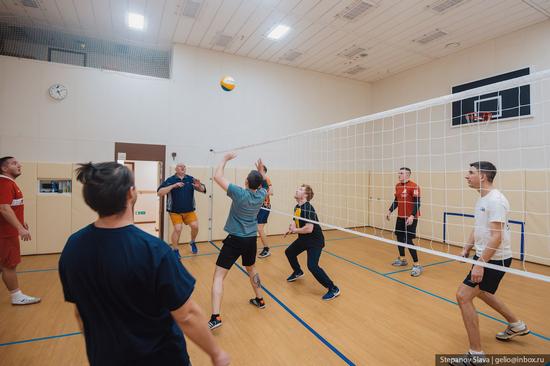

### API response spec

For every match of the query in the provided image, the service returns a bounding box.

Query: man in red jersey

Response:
[0,156,41,305]
[386,167,423,277]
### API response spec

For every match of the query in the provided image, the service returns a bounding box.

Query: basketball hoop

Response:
[465,112,492,123]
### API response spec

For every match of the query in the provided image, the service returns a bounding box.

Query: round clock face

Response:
[49,84,68,100]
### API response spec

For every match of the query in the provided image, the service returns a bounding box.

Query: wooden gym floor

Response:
[0,228,548,365]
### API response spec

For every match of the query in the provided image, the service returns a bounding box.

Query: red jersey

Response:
[394,181,420,218]
[0,175,24,238]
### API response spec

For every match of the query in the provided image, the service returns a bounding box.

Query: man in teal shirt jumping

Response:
[208,153,267,330]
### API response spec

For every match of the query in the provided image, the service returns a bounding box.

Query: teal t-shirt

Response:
[224,183,267,237]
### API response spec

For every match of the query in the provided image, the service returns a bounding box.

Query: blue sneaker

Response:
[173,248,181,259]
[286,271,304,282]
[322,286,340,301]
[190,241,198,254]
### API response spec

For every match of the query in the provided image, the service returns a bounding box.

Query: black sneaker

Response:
[286,271,304,282]
[208,315,222,330]
[258,247,270,258]
[249,297,266,309]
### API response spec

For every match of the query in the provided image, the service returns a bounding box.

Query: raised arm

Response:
[255,159,266,180]
[214,153,236,192]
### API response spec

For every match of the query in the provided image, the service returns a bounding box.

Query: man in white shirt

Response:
[451,162,529,365]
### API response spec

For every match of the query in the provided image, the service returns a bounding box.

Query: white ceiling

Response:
[1,0,549,81]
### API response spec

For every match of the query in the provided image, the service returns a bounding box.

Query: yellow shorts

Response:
[169,211,198,226]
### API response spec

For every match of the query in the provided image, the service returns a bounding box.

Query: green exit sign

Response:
[135,210,146,215]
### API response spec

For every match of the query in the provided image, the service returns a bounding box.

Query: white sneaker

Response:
[410,265,423,277]
[496,321,530,340]
[12,294,41,305]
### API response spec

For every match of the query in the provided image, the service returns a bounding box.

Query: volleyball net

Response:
[211,69,550,283]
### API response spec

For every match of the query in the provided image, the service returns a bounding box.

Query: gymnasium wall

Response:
[369,20,550,172]
[0,43,372,166]
[206,168,548,266]
[371,21,550,113]
[16,159,549,267]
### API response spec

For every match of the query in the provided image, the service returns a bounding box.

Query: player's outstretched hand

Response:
[224,152,237,161]
[255,158,264,172]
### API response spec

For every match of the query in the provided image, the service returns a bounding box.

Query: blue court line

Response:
[322,250,550,342]
[383,259,455,275]
[17,268,58,274]
[208,241,355,366]
[0,332,81,347]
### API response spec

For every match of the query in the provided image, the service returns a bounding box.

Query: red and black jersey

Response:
[390,181,420,218]
[0,175,24,238]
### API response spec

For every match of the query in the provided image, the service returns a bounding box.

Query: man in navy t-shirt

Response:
[158,163,206,256]
[59,162,229,366]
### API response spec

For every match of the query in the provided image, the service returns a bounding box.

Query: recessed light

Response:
[445,42,460,48]
[267,24,290,40]
[127,13,145,30]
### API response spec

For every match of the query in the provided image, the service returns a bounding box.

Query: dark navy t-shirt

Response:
[59,224,196,366]
[158,175,202,213]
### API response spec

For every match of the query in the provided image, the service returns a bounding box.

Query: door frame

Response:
[114,142,166,240]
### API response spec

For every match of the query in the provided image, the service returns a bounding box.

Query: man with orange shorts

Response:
[0,156,41,305]
[158,163,206,258]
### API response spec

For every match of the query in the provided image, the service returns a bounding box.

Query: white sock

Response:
[469,349,484,355]
[510,320,524,328]
[10,289,23,301]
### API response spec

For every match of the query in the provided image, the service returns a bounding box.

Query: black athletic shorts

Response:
[257,207,270,224]
[394,217,417,240]
[216,235,257,269]
[463,255,512,294]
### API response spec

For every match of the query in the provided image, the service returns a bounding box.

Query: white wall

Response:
[371,20,550,112]
[0,43,371,167]
[133,160,159,190]
[367,20,550,172]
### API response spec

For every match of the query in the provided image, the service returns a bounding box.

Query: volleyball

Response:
[220,76,235,91]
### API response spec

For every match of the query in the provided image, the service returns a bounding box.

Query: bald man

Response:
[158,163,206,257]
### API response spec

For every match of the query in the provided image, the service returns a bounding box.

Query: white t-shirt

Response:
[474,189,512,260]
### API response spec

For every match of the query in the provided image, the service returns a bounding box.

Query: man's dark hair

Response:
[470,161,497,183]
[400,167,412,174]
[247,170,263,190]
[76,162,134,217]
[0,156,14,173]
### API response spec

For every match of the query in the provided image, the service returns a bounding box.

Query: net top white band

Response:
[265,207,550,283]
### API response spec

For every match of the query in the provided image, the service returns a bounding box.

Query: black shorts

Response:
[463,255,512,294]
[257,207,270,224]
[394,217,417,240]
[216,235,257,269]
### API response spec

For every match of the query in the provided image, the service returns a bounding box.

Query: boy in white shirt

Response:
[451,161,529,365]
